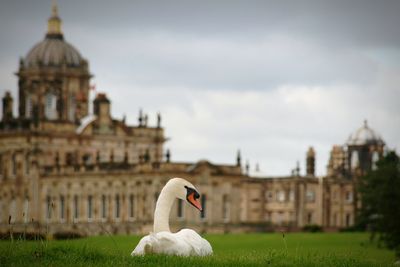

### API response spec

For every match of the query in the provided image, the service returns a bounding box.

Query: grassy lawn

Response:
[0,233,395,266]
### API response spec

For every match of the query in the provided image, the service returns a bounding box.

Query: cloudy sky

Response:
[1,0,399,176]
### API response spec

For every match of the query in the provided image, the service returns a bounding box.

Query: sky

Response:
[0,0,399,176]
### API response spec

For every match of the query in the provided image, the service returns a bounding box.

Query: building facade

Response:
[0,4,386,236]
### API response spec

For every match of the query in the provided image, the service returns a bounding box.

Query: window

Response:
[73,195,79,220]
[45,92,58,120]
[101,195,107,219]
[68,95,76,122]
[88,195,93,220]
[289,190,295,202]
[289,212,294,222]
[82,154,93,165]
[351,150,359,169]
[266,212,272,222]
[266,191,273,201]
[154,192,159,210]
[277,211,284,225]
[23,197,29,223]
[276,190,285,202]
[12,154,16,176]
[222,195,230,221]
[333,213,337,227]
[372,151,379,170]
[307,212,313,224]
[129,194,135,218]
[346,213,351,227]
[25,95,32,118]
[25,154,30,175]
[200,194,206,219]
[177,199,184,219]
[306,190,315,202]
[60,195,65,221]
[115,194,120,219]
[46,196,52,220]
[66,153,74,165]
[345,191,353,203]
[9,198,16,223]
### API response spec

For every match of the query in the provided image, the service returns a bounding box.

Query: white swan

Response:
[131,177,213,256]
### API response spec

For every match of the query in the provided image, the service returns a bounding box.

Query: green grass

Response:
[0,233,396,266]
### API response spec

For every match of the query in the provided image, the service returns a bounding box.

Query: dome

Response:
[23,2,84,68]
[347,120,384,146]
[24,37,83,68]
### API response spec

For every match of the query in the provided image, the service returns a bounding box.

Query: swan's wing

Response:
[131,230,212,256]
[175,229,213,256]
[153,231,193,256]
[131,234,156,255]
[131,232,191,256]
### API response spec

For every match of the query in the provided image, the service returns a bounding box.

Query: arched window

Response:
[276,190,285,202]
[60,195,65,221]
[333,213,337,227]
[351,150,359,169]
[25,94,33,118]
[115,194,120,219]
[24,196,29,223]
[306,190,316,202]
[73,195,79,220]
[153,192,159,211]
[11,154,16,176]
[372,151,379,170]
[87,195,93,220]
[46,196,52,220]
[289,190,295,202]
[129,194,135,218]
[45,92,58,120]
[345,191,353,203]
[68,95,76,122]
[200,194,207,219]
[101,195,107,219]
[177,199,184,219]
[25,154,30,175]
[222,195,230,221]
[307,212,313,224]
[9,198,16,223]
[346,213,351,227]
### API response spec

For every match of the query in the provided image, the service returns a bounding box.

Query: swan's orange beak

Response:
[187,192,202,211]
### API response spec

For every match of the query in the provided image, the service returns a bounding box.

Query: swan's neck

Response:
[153,186,176,233]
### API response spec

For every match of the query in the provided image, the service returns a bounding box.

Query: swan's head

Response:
[166,177,202,211]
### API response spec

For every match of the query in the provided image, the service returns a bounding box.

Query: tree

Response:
[358,151,400,258]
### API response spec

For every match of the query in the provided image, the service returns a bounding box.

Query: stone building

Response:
[0,3,387,236]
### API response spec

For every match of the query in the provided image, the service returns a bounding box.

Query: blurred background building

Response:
[0,3,386,236]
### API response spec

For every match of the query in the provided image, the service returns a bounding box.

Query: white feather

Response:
[131,178,213,256]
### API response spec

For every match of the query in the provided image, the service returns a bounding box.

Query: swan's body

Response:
[131,178,213,256]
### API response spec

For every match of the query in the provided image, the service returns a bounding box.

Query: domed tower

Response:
[17,2,91,126]
[346,120,385,175]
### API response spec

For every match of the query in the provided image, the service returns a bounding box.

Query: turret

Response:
[2,91,13,121]
[306,146,315,176]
